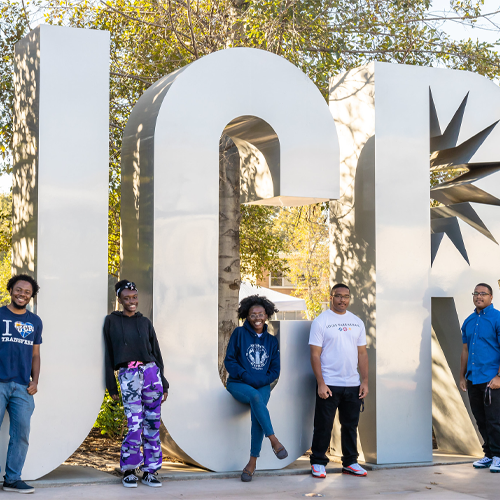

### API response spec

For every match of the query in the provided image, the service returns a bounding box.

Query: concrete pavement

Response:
[17,463,500,499]
[33,453,477,487]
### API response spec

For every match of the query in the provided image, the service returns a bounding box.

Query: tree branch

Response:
[20,0,31,30]
[186,1,199,59]
[167,0,196,56]
[416,9,500,23]
[100,1,166,28]
[303,47,478,57]
[110,71,153,85]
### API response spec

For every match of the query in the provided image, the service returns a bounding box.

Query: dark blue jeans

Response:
[0,381,35,482]
[226,382,274,457]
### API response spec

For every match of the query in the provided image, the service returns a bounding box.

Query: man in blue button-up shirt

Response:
[460,283,500,472]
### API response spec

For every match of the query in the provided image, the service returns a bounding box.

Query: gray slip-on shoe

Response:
[241,468,254,482]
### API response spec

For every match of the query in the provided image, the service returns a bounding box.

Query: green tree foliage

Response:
[0,251,12,306]
[430,167,468,207]
[1,3,30,301]
[240,205,288,283]
[40,0,500,97]
[0,0,32,172]
[0,194,12,305]
[0,193,12,254]
[2,0,500,279]
[2,0,499,283]
[273,203,330,318]
[33,0,500,279]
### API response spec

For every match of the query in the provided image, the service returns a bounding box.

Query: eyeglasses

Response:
[249,313,266,320]
[332,294,350,300]
[472,292,491,297]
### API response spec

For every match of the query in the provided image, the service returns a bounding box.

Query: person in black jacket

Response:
[224,295,288,482]
[103,280,168,489]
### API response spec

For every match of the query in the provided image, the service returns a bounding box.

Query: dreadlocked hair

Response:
[237,295,279,319]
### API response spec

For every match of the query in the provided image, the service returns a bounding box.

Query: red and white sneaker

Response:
[342,463,367,476]
[311,464,326,478]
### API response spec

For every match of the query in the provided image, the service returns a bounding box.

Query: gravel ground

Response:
[63,428,182,477]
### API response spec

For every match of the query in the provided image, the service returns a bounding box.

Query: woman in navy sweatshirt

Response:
[224,295,288,482]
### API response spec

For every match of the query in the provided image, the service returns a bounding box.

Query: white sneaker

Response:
[342,463,367,476]
[490,456,500,473]
[311,464,326,478]
[473,456,493,469]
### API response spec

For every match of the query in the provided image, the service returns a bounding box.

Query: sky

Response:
[433,0,500,46]
[1,0,499,195]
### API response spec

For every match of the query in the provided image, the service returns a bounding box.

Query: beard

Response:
[11,300,26,310]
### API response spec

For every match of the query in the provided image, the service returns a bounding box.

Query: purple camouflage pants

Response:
[118,362,163,472]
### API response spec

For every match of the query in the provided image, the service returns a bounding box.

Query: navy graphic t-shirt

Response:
[0,306,43,385]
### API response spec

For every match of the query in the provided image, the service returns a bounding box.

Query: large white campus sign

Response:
[330,63,500,463]
[10,25,500,478]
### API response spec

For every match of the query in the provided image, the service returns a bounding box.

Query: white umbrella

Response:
[239,281,306,312]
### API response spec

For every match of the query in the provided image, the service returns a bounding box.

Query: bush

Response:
[94,388,126,439]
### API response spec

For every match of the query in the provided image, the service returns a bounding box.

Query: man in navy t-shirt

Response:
[0,274,42,494]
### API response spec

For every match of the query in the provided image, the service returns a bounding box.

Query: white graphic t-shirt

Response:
[309,309,366,386]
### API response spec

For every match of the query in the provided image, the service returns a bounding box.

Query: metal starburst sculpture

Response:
[429,90,500,265]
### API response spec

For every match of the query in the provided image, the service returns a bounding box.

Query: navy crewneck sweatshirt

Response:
[224,320,280,388]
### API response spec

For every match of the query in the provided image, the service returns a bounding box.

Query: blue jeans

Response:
[226,382,274,457]
[0,382,35,482]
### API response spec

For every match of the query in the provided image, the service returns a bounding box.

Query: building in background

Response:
[252,271,308,320]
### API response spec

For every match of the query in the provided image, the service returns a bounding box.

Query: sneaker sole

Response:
[122,481,138,488]
[474,464,491,468]
[342,469,367,477]
[490,469,500,473]
[141,480,162,488]
[3,486,35,494]
[311,468,326,478]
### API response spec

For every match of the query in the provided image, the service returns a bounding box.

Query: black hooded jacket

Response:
[103,311,169,396]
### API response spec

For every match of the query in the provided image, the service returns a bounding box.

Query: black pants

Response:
[468,380,500,458]
[310,385,361,467]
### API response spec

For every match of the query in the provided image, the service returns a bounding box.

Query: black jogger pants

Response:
[310,385,362,468]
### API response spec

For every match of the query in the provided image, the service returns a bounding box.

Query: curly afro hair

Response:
[7,274,40,297]
[237,294,279,320]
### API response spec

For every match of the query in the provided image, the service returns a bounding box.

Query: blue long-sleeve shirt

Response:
[462,303,500,384]
[224,320,280,388]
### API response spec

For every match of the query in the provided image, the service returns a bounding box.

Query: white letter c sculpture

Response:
[121,48,340,471]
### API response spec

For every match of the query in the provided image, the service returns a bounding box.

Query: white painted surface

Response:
[330,62,500,464]
[374,63,432,465]
[13,22,498,473]
[131,48,339,471]
[11,25,109,479]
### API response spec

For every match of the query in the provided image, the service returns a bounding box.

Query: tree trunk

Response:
[218,134,241,384]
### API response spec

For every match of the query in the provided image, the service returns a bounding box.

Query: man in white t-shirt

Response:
[309,283,369,478]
